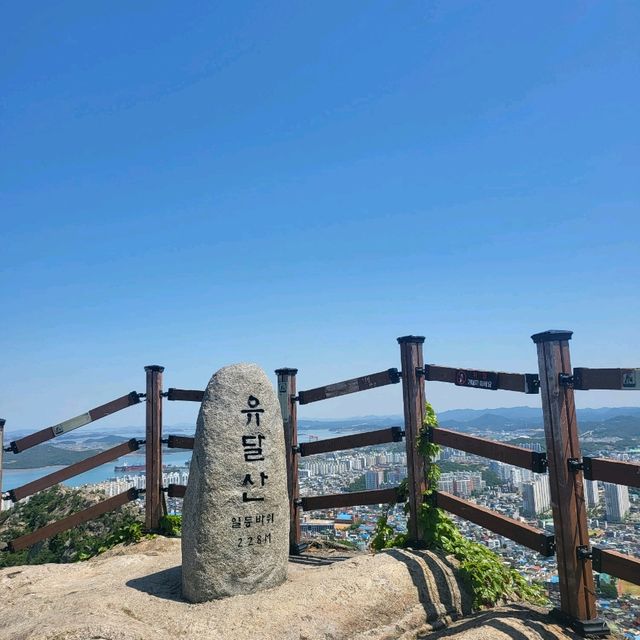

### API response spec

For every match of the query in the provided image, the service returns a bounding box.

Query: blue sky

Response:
[1,2,639,432]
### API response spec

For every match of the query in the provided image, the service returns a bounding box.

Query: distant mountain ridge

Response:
[436,407,640,438]
[298,407,640,438]
[438,406,640,424]
[3,444,105,469]
[4,407,640,442]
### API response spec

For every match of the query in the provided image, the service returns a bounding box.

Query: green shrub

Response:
[158,514,182,537]
[0,485,146,567]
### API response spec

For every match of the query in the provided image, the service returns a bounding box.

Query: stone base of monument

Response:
[182,364,290,602]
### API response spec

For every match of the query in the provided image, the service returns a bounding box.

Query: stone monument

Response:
[182,363,289,602]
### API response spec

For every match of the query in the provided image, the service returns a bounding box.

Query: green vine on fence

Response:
[371,402,547,609]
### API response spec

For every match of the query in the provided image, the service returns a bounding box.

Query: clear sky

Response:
[1,2,639,433]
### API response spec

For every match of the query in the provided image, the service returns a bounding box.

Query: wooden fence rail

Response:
[434,491,556,556]
[582,456,640,488]
[167,484,186,498]
[423,365,540,394]
[8,488,140,552]
[301,487,401,511]
[166,388,204,402]
[572,367,640,390]
[6,391,141,454]
[167,435,195,449]
[298,427,403,457]
[297,368,400,405]
[592,548,640,585]
[428,427,547,472]
[6,439,140,502]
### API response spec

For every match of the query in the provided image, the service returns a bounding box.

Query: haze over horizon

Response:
[2,3,638,429]
[4,403,640,439]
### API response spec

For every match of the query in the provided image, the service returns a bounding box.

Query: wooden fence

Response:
[1,332,639,637]
[1,365,166,551]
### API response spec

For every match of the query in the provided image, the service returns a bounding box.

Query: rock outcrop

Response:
[0,537,582,640]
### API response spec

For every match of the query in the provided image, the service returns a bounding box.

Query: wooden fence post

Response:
[0,419,5,512]
[532,331,608,637]
[275,368,303,554]
[144,365,164,531]
[398,336,428,545]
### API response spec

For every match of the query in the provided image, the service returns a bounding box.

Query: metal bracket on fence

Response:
[137,392,146,399]
[558,373,574,388]
[531,451,548,474]
[3,445,13,453]
[161,392,169,398]
[292,445,301,454]
[568,458,585,473]
[387,368,402,383]
[1,492,11,502]
[391,427,404,442]
[293,498,303,507]
[543,536,557,557]
[576,545,607,577]
[580,456,593,479]
[524,373,540,394]
[161,438,169,444]
[415,366,426,377]
[577,545,592,562]
[136,439,147,446]
[571,368,585,389]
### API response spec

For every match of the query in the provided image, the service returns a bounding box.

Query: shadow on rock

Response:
[385,548,473,621]
[288,554,352,567]
[126,565,184,602]
[417,603,580,640]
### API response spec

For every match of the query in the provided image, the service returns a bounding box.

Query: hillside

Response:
[0,485,143,566]
[580,415,640,439]
[2,444,105,469]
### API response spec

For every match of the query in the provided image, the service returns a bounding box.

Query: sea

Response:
[1,425,353,493]
[2,450,193,493]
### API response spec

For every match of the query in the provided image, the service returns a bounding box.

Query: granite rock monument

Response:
[182,363,289,602]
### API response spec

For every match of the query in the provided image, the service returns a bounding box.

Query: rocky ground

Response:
[1,537,586,640]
